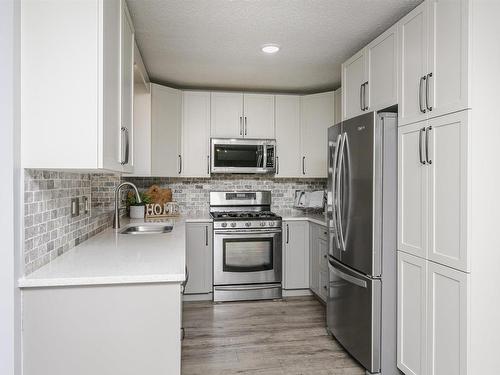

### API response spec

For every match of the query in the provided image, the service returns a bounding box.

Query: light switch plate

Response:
[71,197,79,217]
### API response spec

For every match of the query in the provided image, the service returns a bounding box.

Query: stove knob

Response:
[230,222,236,228]
[221,222,227,228]
[245,222,251,227]
[268,221,275,227]
[260,221,267,227]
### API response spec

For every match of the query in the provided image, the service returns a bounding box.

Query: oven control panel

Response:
[214,220,282,230]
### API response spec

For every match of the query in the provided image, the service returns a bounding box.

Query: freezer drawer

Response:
[327,257,381,373]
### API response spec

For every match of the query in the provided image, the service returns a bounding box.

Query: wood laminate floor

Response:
[181,297,365,375]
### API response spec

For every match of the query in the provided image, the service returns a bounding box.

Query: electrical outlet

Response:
[71,197,80,217]
[82,196,89,214]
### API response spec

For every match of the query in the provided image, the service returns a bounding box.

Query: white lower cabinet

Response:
[397,251,469,375]
[398,251,427,375]
[184,222,213,294]
[283,221,309,290]
[309,223,328,302]
[427,261,468,375]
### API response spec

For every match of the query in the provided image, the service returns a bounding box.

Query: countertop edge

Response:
[280,216,328,226]
[18,273,185,289]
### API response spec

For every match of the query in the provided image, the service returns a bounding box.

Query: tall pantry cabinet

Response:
[395,0,500,374]
[21,0,135,172]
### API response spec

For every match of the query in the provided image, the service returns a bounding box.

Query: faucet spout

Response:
[113,182,142,229]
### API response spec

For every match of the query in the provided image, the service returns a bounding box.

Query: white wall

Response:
[0,0,21,374]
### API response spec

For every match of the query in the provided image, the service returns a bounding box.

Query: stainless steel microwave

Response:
[211,138,276,174]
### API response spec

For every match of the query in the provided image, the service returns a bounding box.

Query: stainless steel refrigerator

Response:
[326,112,400,375]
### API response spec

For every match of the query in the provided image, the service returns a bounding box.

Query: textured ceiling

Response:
[127,0,421,93]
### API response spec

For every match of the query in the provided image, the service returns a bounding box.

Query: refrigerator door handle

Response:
[336,132,347,251]
[331,134,342,249]
[328,261,367,289]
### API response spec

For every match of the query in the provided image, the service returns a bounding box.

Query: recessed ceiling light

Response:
[261,44,280,54]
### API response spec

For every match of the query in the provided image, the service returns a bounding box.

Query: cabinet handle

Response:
[276,156,279,175]
[360,83,364,111]
[302,156,306,175]
[244,116,247,135]
[363,81,369,110]
[205,225,209,246]
[425,126,432,165]
[207,155,210,175]
[178,155,182,174]
[419,127,426,165]
[419,76,427,113]
[286,224,289,244]
[239,116,243,135]
[120,126,130,165]
[426,73,433,111]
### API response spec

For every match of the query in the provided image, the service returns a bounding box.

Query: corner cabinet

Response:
[185,222,213,295]
[300,92,334,178]
[210,92,275,139]
[283,221,309,290]
[21,0,135,172]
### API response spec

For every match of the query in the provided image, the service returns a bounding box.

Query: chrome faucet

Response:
[113,182,142,229]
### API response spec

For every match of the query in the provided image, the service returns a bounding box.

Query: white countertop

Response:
[18,218,191,288]
[277,209,328,226]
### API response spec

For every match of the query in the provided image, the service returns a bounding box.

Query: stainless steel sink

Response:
[120,225,173,235]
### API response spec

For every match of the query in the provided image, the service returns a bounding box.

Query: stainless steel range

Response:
[210,191,282,302]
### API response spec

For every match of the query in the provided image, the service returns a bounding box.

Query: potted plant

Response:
[127,191,151,219]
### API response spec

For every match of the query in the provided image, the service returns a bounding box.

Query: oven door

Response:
[211,139,274,174]
[213,229,282,285]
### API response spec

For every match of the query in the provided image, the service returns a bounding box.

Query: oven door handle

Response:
[214,229,282,235]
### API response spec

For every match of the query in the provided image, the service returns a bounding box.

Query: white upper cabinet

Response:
[210,92,275,139]
[333,87,342,124]
[301,91,334,178]
[366,24,398,112]
[342,50,366,120]
[243,94,275,138]
[398,1,429,126]
[181,91,211,177]
[21,0,134,172]
[151,84,182,177]
[426,0,470,118]
[399,0,469,126]
[210,92,244,138]
[120,4,135,173]
[275,95,302,177]
[342,25,398,121]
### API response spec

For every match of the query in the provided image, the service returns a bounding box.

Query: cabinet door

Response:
[300,92,334,178]
[185,223,213,294]
[427,111,469,271]
[283,221,309,289]
[342,50,366,120]
[151,84,182,176]
[181,91,211,177]
[120,3,135,173]
[333,87,342,125]
[397,251,427,375]
[426,0,470,119]
[366,24,398,111]
[398,121,428,258]
[309,224,320,295]
[427,261,468,375]
[243,93,275,138]
[275,95,302,177]
[210,92,243,138]
[398,2,429,126]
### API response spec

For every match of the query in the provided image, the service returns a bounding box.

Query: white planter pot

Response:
[130,205,145,219]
